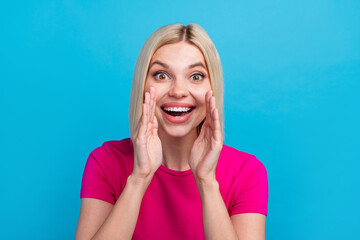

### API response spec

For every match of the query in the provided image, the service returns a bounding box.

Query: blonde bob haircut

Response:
[129,23,225,142]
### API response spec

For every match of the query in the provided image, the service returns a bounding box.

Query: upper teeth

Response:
[164,107,191,112]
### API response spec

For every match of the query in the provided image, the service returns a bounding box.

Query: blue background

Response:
[1,1,359,239]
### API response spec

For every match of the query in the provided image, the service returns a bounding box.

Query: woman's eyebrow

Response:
[149,60,207,70]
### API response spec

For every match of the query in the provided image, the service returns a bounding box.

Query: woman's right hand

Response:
[131,87,163,180]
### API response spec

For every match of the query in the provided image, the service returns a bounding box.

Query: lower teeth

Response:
[167,111,191,117]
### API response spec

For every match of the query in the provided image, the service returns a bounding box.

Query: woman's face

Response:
[144,41,212,138]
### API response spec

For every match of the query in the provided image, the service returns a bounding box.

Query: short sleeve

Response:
[80,149,115,205]
[230,156,268,216]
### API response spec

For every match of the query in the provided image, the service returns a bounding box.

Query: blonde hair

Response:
[129,23,225,141]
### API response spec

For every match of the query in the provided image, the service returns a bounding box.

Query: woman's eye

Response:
[152,71,205,81]
[153,72,169,80]
[191,73,205,81]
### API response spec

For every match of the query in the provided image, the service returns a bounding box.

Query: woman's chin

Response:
[160,125,197,139]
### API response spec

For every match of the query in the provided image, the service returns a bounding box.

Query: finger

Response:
[151,87,156,123]
[149,87,153,122]
[205,91,211,127]
[140,92,150,137]
[137,103,147,139]
[146,91,151,131]
[148,88,153,122]
[208,90,213,128]
[206,117,211,139]
[153,114,158,129]
[213,108,222,142]
[152,115,159,136]
[210,95,216,129]
[210,95,221,141]
[145,91,150,117]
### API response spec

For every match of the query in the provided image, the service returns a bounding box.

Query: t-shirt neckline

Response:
[128,138,193,177]
[159,164,193,176]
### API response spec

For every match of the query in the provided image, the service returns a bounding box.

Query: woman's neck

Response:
[158,127,198,171]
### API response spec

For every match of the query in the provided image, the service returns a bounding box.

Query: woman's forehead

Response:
[149,43,207,71]
[152,43,205,62]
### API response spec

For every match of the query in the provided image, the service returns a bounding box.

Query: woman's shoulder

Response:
[90,138,133,155]
[102,137,133,152]
[87,138,134,166]
[86,138,134,176]
[220,144,265,172]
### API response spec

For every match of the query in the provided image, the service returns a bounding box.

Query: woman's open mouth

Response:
[161,107,195,117]
[160,106,196,123]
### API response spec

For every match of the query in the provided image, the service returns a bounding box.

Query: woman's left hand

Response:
[189,90,223,183]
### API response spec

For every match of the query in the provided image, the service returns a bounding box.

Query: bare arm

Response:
[75,174,152,240]
[230,213,266,240]
[196,179,266,240]
[190,91,266,239]
[75,198,112,239]
[76,87,161,240]
[196,179,239,240]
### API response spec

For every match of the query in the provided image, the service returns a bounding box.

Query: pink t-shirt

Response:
[80,138,268,240]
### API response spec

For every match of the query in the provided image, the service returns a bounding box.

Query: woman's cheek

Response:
[194,90,208,103]
[154,85,168,97]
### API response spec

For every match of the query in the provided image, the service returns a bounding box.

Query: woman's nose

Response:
[168,79,188,98]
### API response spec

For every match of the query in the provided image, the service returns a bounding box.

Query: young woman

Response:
[75,23,268,240]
